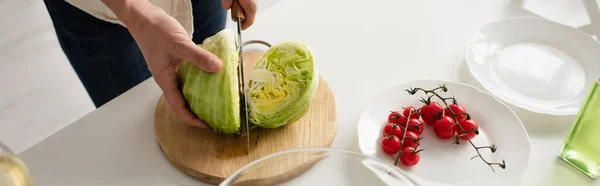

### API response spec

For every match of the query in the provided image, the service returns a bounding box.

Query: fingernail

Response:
[200,123,208,128]
[208,59,221,71]
[195,121,207,128]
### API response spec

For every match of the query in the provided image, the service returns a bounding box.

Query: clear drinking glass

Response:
[219,148,418,186]
[0,142,34,186]
[559,73,600,178]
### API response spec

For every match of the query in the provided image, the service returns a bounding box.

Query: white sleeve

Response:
[64,0,195,36]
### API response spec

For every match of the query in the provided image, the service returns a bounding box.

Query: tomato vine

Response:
[392,109,424,166]
[406,84,506,172]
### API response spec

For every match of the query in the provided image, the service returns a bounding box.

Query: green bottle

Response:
[559,73,600,178]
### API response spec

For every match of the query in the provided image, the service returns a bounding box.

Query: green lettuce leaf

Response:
[176,29,240,135]
[247,41,318,128]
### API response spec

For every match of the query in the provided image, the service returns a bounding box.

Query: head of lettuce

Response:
[176,29,318,135]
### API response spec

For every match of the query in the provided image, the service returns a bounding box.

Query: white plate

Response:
[465,17,600,116]
[357,79,530,186]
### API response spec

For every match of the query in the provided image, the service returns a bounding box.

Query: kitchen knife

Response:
[231,0,250,154]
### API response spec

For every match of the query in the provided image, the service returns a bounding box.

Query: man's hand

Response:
[101,0,222,128]
[221,0,258,30]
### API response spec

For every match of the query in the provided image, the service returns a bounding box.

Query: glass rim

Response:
[0,141,15,155]
[219,147,417,186]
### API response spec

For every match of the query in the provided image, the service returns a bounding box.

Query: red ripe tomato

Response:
[420,102,443,126]
[433,116,457,139]
[444,104,467,122]
[381,135,401,155]
[402,131,421,148]
[382,123,404,137]
[400,147,420,166]
[382,122,395,135]
[457,118,479,140]
[388,111,408,126]
[407,119,424,135]
[402,106,420,120]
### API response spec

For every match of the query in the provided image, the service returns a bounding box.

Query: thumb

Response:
[172,40,222,72]
[221,0,233,9]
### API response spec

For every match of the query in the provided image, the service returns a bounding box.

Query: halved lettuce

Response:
[247,41,318,128]
[177,29,240,135]
[177,29,318,134]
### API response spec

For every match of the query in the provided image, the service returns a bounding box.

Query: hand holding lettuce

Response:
[177,29,318,135]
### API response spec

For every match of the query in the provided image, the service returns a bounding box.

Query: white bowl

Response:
[465,17,600,115]
[357,79,530,186]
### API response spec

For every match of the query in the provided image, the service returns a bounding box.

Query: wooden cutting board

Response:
[154,51,338,185]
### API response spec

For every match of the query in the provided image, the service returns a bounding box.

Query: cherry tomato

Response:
[381,135,401,155]
[420,102,443,126]
[407,119,424,135]
[402,131,421,148]
[433,116,456,139]
[402,106,420,120]
[444,104,467,122]
[388,111,408,126]
[457,118,479,140]
[382,123,404,137]
[400,147,421,166]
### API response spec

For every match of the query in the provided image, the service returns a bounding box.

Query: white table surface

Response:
[18,0,600,185]
[0,0,96,154]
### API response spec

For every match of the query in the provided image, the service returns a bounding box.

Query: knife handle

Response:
[230,0,246,22]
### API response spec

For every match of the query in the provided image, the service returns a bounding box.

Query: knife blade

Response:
[231,0,250,154]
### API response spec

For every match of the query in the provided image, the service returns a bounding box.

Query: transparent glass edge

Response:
[361,159,419,186]
[0,141,15,155]
[219,148,417,186]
